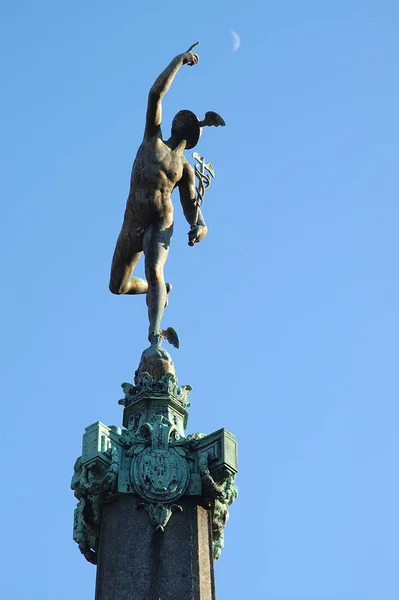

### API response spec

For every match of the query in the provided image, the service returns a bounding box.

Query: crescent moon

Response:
[231,30,240,52]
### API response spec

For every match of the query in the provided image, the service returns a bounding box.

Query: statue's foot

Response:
[149,327,179,349]
[149,331,163,348]
[161,327,179,349]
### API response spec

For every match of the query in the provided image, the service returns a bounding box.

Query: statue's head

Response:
[171,110,226,150]
[171,110,201,149]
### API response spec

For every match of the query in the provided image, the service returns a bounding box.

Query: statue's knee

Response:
[147,264,163,285]
[109,280,122,295]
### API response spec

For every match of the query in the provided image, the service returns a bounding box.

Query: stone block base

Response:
[95,495,215,600]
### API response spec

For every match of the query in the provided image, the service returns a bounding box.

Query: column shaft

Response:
[95,495,215,600]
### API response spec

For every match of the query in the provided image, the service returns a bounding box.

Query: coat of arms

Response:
[131,446,189,502]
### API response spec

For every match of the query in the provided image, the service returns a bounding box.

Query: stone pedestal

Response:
[95,495,215,600]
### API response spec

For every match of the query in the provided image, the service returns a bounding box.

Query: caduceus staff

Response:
[189,139,224,246]
[189,153,215,246]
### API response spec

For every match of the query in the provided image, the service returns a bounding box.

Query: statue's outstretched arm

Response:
[144,46,199,139]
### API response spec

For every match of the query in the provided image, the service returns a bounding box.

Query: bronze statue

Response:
[109,44,224,349]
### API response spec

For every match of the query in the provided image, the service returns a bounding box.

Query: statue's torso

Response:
[125,136,184,227]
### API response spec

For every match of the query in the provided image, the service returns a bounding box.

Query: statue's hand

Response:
[181,52,199,66]
[188,224,207,246]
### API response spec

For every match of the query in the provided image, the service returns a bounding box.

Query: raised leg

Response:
[109,229,146,295]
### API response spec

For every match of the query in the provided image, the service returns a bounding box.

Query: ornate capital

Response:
[72,376,238,562]
[119,372,192,408]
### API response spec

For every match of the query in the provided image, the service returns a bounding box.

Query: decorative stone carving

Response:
[119,372,191,408]
[72,376,238,562]
[119,372,192,435]
[130,415,190,503]
[198,453,239,560]
[71,446,120,563]
[211,476,238,559]
[138,502,183,531]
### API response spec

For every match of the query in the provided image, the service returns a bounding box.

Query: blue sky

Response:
[2,1,399,598]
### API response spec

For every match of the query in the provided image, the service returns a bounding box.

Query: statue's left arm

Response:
[178,162,208,246]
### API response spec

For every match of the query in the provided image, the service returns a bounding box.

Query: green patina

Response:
[71,371,238,562]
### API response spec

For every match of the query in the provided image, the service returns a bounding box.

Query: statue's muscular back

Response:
[124,134,184,230]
